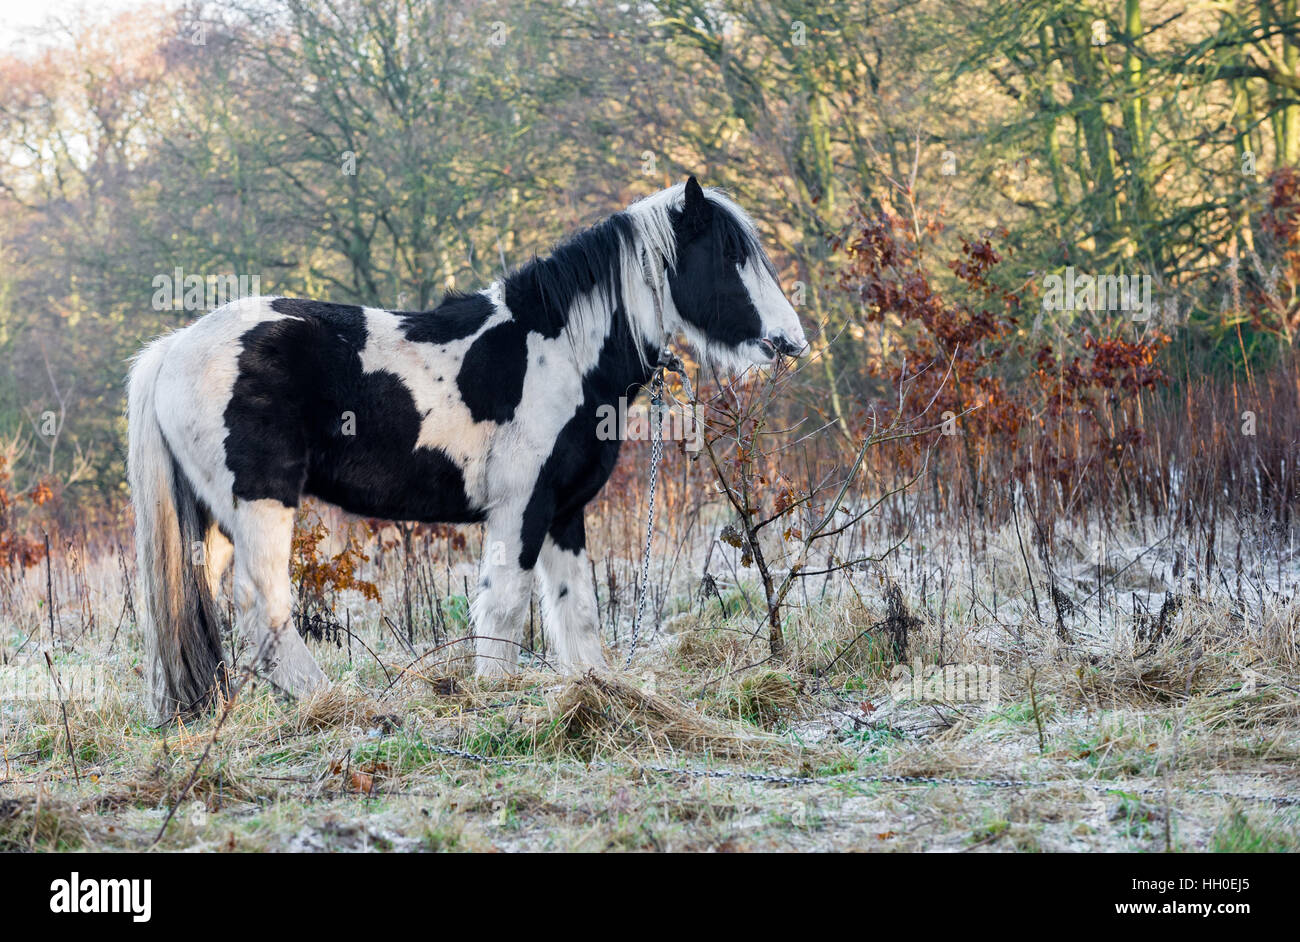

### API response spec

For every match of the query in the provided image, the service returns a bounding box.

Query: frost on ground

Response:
[1,511,1297,852]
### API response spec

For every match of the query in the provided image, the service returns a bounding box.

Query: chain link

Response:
[420,740,1299,807]
[623,369,666,669]
[422,741,535,767]
[621,352,694,670]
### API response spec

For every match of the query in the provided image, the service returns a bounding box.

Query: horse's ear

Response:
[682,175,710,234]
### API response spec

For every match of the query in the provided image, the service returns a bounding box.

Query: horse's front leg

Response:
[537,516,606,673]
[472,512,536,678]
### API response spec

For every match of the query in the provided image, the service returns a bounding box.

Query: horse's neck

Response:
[557,288,658,405]
[600,304,659,402]
[488,221,665,401]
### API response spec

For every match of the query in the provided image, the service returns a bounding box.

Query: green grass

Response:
[1210,810,1300,853]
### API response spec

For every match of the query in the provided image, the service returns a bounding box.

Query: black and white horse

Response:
[128,177,807,721]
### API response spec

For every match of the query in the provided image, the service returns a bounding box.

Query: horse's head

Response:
[660,176,808,374]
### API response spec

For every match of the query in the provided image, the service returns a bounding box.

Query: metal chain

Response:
[622,352,694,670]
[624,369,666,669]
[633,766,1300,806]
[423,741,535,768]
[420,741,1299,807]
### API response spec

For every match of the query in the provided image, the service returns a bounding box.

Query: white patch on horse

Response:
[358,304,495,501]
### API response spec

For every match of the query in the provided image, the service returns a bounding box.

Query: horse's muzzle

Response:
[764,334,807,358]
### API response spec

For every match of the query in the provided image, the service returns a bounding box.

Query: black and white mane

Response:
[127,177,807,721]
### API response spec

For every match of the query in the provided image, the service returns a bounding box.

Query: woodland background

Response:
[1,0,1299,855]
[1,0,1298,549]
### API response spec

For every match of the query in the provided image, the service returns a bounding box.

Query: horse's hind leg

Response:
[232,500,326,697]
[204,523,234,597]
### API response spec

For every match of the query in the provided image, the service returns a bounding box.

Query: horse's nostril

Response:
[757,338,777,358]
[771,335,804,357]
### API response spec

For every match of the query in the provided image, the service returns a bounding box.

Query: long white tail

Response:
[127,336,228,722]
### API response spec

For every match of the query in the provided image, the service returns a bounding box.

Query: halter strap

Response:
[639,246,692,402]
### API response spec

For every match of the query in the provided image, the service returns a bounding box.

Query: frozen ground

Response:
[1,511,1297,851]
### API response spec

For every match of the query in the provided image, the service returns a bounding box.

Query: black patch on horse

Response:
[505,212,635,338]
[224,316,481,523]
[666,185,769,347]
[457,320,529,424]
[398,291,495,344]
[270,297,367,348]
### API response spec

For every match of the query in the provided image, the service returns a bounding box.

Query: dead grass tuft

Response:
[294,683,384,733]
[535,671,798,762]
[673,626,751,671]
[0,793,87,851]
[715,671,803,728]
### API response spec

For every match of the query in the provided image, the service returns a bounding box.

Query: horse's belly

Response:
[303,453,485,525]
